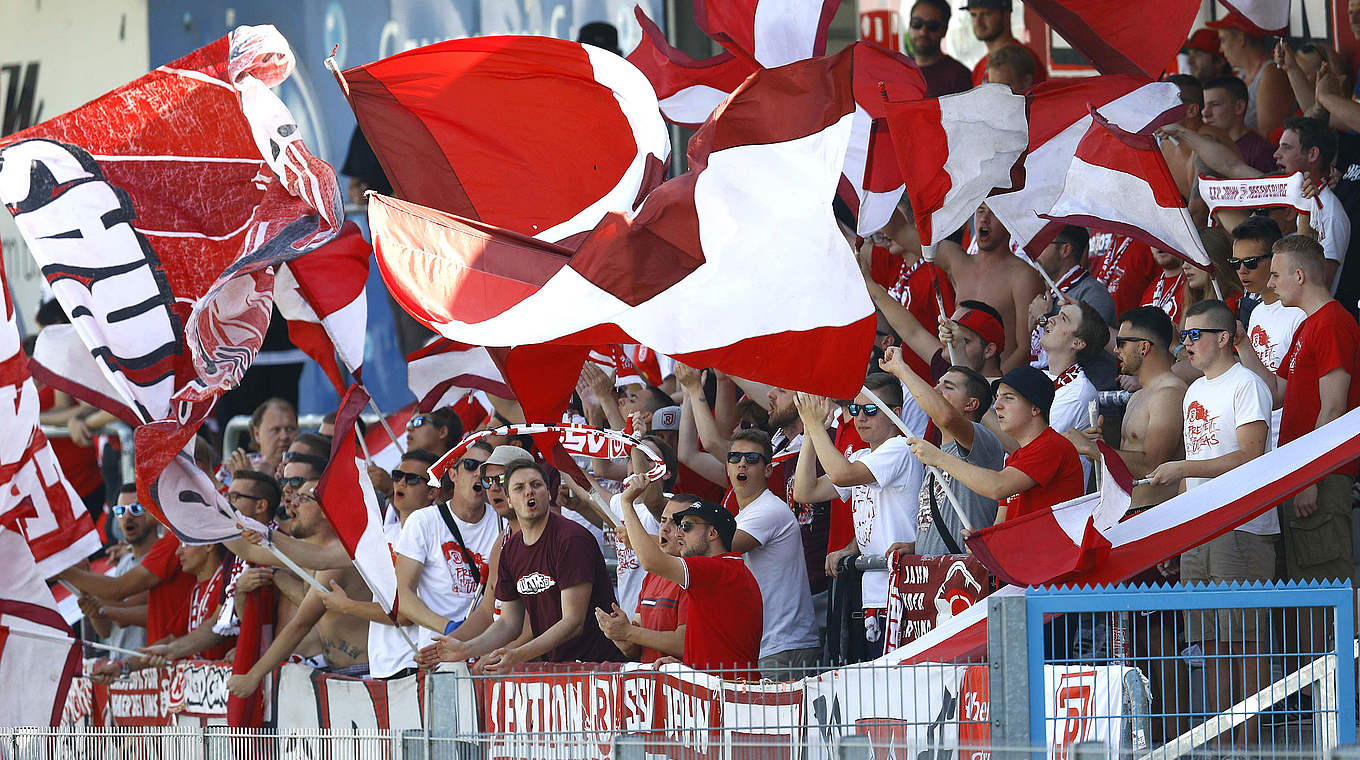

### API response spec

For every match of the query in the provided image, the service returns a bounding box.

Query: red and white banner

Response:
[273,662,426,730]
[428,423,666,485]
[1199,172,1327,219]
[882,554,991,654]
[407,338,510,413]
[0,527,82,726]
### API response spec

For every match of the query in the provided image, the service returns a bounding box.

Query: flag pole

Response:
[932,275,964,366]
[6,626,146,659]
[860,385,974,532]
[358,384,405,455]
[323,47,350,98]
[1019,251,1065,301]
[354,422,375,467]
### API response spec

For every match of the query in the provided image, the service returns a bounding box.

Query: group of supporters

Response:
[37,0,1360,695]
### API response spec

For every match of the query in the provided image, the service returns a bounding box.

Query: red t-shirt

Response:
[36,387,103,498]
[1276,301,1360,475]
[681,554,763,679]
[140,534,197,643]
[999,427,1085,521]
[189,560,235,660]
[1089,233,1159,318]
[971,45,1049,87]
[636,572,689,664]
[1139,272,1187,326]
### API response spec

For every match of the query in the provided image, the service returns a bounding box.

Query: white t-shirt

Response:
[735,489,819,657]
[605,493,662,621]
[1049,365,1099,482]
[1246,298,1306,447]
[394,502,501,649]
[367,522,421,678]
[1313,187,1351,294]
[832,436,921,609]
[1183,363,1278,534]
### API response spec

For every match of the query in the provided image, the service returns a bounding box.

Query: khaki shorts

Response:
[1281,473,1356,584]
[1181,530,1279,643]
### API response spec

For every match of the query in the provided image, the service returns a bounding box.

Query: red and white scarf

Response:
[1053,363,1083,390]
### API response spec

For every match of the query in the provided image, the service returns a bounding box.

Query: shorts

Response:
[1180,530,1278,643]
[1281,473,1356,584]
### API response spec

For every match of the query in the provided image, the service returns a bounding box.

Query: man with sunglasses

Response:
[1233,218,1305,449]
[82,484,157,680]
[406,407,462,458]
[595,495,692,663]
[907,0,970,96]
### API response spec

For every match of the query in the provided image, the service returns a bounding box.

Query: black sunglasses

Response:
[390,470,427,486]
[909,16,945,32]
[279,475,307,490]
[457,457,482,472]
[1180,327,1227,343]
[847,403,881,417]
[1115,337,1151,347]
[726,451,768,464]
[1228,254,1272,271]
[112,503,146,518]
[673,517,708,532]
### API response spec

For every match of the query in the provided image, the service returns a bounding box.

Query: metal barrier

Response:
[1024,580,1356,759]
[38,421,133,483]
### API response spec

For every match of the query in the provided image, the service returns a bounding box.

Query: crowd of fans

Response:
[34,0,1360,695]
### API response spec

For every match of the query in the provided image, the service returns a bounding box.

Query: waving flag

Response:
[1040,107,1210,267]
[694,0,843,68]
[885,84,1029,254]
[407,338,510,413]
[1215,2,1290,36]
[0,527,82,726]
[984,77,1204,263]
[1025,0,1200,78]
[339,35,669,244]
[315,385,399,617]
[276,221,372,393]
[369,45,877,404]
[627,7,756,129]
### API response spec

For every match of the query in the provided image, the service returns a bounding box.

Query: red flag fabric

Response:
[226,583,275,726]
[369,46,878,407]
[315,385,399,615]
[1213,2,1289,36]
[340,35,669,244]
[0,527,82,726]
[277,220,371,393]
[626,7,756,130]
[885,84,1028,254]
[693,0,843,68]
[406,338,510,413]
[1025,0,1200,78]
[1039,107,1210,268]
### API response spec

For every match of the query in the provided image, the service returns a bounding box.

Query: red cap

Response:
[1183,29,1222,56]
[954,309,1005,352]
[1205,9,1281,38]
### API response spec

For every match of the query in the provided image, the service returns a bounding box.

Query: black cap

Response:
[577,22,621,56]
[671,499,737,551]
[991,366,1055,420]
[958,0,1012,10]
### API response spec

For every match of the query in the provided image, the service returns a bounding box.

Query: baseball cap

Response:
[955,308,1005,351]
[991,366,1055,420]
[482,445,535,470]
[1205,10,1279,38]
[671,498,738,550]
[1183,29,1223,57]
[958,0,1011,10]
[651,406,681,432]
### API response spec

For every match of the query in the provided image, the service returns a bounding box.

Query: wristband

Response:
[443,619,463,635]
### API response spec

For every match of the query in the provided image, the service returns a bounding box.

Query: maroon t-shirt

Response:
[681,553,763,679]
[495,512,624,663]
[919,55,973,97]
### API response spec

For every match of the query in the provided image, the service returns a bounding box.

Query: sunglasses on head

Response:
[112,503,145,518]
[390,470,427,487]
[1180,327,1227,343]
[1228,254,1271,270]
[847,403,881,417]
[726,451,768,464]
[279,475,307,490]
[909,16,945,32]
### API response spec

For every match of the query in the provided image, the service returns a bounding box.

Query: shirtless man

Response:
[1161,74,1245,207]
[226,480,372,697]
[1069,306,1186,509]
[936,204,1044,371]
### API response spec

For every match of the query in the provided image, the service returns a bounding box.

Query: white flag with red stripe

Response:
[407,338,510,413]
[0,527,82,726]
[276,220,371,393]
[315,384,399,616]
[370,46,879,400]
[885,84,1028,254]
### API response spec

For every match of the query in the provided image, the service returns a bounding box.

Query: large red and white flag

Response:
[0,249,101,575]
[407,338,510,413]
[885,84,1029,254]
[1025,0,1200,78]
[626,7,756,129]
[1217,1,1290,35]
[276,220,371,393]
[0,527,82,726]
[695,0,843,68]
[1040,107,1209,268]
[316,384,399,615]
[985,77,1208,265]
[339,35,669,244]
[894,405,1360,664]
[369,46,877,402]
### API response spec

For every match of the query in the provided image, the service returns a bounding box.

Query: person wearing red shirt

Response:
[907,366,1083,523]
[1090,234,1160,318]
[595,497,691,663]
[141,543,236,665]
[617,478,762,680]
[1239,235,1360,584]
[964,0,1047,87]
[1140,249,1189,327]
[61,530,197,646]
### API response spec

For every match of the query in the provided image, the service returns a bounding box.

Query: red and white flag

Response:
[885,84,1029,254]
[315,385,399,616]
[339,35,669,244]
[276,220,371,393]
[364,402,417,473]
[0,527,82,726]
[895,404,1360,664]
[1217,1,1290,36]
[985,77,1207,265]
[407,338,510,413]
[1025,0,1201,78]
[370,46,877,403]
[1040,107,1210,268]
[694,0,843,68]
[627,7,756,129]
[966,442,1135,587]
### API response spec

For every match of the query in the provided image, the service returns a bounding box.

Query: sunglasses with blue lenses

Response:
[112,503,146,518]
[1179,327,1227,343]
[847,403,881,417]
